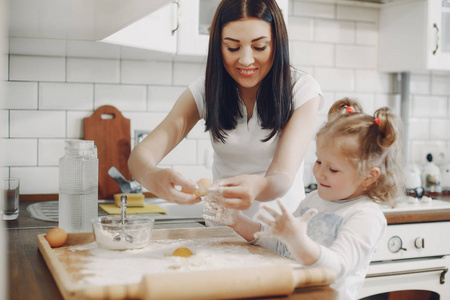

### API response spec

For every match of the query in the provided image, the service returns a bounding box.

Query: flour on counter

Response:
[66,237,295,287]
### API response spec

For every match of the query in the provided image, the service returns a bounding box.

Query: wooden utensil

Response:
[84,105,131,199]
[140,264,335,300]
[82,264,335,300]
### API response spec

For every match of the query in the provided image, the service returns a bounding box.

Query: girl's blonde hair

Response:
[317,98,405,206]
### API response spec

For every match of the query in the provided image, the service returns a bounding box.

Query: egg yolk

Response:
[172,247,193,257]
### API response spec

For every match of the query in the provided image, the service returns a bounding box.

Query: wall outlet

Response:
[134,130,151,147]
[420,145,448,165]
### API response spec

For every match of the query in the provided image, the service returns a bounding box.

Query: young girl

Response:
[204,98,405,300]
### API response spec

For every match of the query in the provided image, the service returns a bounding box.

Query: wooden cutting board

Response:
[84,105,131,200]
[37,227,335,300]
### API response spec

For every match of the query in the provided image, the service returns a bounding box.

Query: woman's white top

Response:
[255,191,387,300]
[189,68,324,217]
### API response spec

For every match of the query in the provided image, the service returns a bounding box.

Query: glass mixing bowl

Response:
[91,215,154,250]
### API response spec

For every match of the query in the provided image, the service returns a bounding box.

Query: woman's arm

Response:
[128,88,201,204]
[210,95,321,209]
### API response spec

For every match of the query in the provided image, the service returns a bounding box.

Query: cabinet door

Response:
[176,0,217,56]
[427,0,450,69]
[100,2,177,53]
[177,0,289,56]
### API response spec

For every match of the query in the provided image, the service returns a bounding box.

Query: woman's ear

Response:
[363,167,381,189]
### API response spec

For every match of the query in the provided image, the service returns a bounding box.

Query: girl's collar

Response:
[330,194,365,203]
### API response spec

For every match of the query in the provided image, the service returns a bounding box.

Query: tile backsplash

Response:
[1,0,450,195]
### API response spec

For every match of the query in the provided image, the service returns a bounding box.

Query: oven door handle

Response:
[366,266,448,284]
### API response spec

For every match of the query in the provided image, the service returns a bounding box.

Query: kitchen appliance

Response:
[358,197,450,299]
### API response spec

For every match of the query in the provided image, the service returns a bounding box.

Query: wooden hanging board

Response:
[84,105,131,199]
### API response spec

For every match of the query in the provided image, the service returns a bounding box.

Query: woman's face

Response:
[221,17,274,91]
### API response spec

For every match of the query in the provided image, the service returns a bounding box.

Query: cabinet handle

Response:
[366,266,448,284]
[171,1,180,36]
[433,23,440,55]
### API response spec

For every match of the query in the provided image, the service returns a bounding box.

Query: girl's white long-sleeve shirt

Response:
[255,190,387,300]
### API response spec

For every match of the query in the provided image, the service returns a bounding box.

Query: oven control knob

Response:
[414,237,425,249]
[388,236,406,253]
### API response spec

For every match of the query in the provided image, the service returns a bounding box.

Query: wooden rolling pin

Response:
[83,264,335,300]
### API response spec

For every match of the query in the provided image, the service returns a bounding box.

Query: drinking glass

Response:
[2,177,20,220]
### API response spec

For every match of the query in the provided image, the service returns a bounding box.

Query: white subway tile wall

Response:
[39,83,93,110]
[94,84,147,112]
[9,55,66,82]
[2,0,450,195]
[5,81,38,109]
[0,110,8,138]
[67,58,120,83]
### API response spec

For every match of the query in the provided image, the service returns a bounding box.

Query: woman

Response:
[128,0,324,217]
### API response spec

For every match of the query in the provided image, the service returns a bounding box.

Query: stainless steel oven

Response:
[358,198,450,299]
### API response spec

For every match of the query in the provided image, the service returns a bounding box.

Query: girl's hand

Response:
[202,200,243,227]
[254,199,318,245]
[144,168,201,204]
[206,175,262,210]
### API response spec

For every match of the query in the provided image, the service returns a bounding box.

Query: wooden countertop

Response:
[8,195,450,299]
[385,195,450,224]
[6,200,336,300]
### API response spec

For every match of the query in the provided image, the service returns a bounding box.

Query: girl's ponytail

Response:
[327,98,363,121]
[373,107,398,149]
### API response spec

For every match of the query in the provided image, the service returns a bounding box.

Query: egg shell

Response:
[45,227,68,248]
[181,178,211,197]
[197,178,212,196]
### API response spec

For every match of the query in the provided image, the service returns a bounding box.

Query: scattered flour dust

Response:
[65,237,292,287]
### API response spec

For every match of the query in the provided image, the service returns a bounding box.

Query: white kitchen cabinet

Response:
[177,0,288,56]
[378,0,450,72]
[100,0,289,56]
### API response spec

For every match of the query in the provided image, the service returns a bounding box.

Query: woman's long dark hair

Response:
[205,0,293,143]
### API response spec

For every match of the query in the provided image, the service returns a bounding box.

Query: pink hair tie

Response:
[374,118,380,126]
[346,106,355,113]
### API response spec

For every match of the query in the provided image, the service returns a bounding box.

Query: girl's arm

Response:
[256,200,386,276]
[255,199,320,265]
[128,88,201,204]
[210,95,321,210]
[202,201,261,242]
[308,206,386,277]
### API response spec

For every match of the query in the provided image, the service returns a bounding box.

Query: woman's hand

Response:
[143,168,201,204]
[206,174,263,210]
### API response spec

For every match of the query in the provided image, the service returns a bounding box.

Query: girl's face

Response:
[221,17,274,91]
[313,137,366,201]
